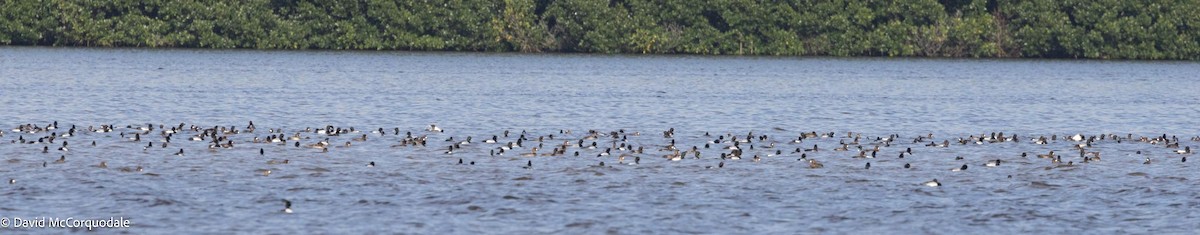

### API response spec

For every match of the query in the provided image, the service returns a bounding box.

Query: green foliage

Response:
[0,0,1196,59]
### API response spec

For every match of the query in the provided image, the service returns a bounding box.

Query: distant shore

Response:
[2,0,1196,60]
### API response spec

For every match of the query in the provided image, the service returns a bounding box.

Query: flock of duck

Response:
[4,121,1197,213]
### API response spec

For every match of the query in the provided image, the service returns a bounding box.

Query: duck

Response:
[923,179,941,187]
[118,166,145,172]
[1175,146,1191,154]
[308,139,330,149]
[985,159,1001,167]
[669,153,683,161]
[833,144,849,151]
[1036,150,1056,159]
[807,159,824,168]
[952,164,968,171]
[522,160,532,169]
[282,199,293,213]
[520,147,539,157]
[367,161,375,167]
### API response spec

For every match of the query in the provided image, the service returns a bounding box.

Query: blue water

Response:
[1,47,1198,233]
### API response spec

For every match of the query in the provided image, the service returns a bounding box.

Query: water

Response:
[1,47,1199,233]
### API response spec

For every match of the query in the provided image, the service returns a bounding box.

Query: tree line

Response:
[1,0,1196,59]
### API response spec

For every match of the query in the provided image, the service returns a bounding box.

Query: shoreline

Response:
[4,45,1194,63]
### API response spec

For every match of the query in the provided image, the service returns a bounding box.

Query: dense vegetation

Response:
[1,0,1197,59]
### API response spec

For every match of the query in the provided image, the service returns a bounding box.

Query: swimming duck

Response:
[520,147,539,157]
[1175,146,1191,154]
[669,152,683,161]
[952,164,968,171]
[923,179,941,187]
[807,159,824,169]
[985,159,1001,167]
[282,199,293,213]
[728,153,741,160]
[834,144,849,151]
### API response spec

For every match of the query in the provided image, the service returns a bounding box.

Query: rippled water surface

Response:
[1,47,1199,234]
